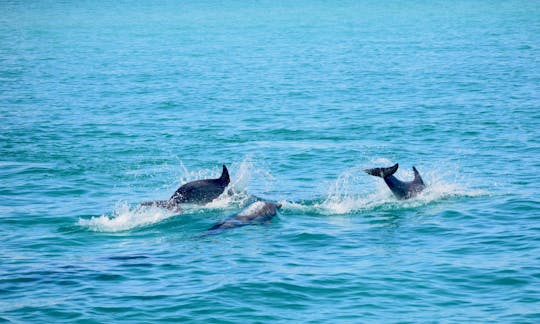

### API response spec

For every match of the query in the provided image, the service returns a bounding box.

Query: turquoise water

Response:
[2,0,540,322]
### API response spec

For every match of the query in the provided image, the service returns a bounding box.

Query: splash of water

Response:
[281,161,487,215]
[205,159,275,209]
[79,160,272,231]
[77,202,177,232]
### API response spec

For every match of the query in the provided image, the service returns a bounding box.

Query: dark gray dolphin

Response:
[200,201,281,236]
[142,164,230,209]
[364,163,425,200]
[170,164,230,204]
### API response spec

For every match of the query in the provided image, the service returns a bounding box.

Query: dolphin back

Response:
[365,163,426,200]
[200,201,280,236]
[170,165,230,204]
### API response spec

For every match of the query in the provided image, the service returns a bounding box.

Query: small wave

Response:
[78,202,177,232]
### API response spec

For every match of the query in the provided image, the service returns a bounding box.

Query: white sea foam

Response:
[78,202,177,232]
[204,160,264,209]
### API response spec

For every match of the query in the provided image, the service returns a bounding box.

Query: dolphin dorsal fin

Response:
[412,166,424,185]
[219,165,230,185]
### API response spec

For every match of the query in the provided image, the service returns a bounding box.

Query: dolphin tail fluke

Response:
[364,163,399,178]
[220,165,230,185]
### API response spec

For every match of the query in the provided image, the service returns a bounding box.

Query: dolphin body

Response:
[200,201,281,236]
[364,163,425,200]
[142,165,230,210]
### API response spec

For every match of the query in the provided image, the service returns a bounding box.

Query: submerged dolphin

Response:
[364,163,425,200]
[200,201,281,236]
[142,164,230,209]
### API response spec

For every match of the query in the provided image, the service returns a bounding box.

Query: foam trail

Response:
[78,202,176,232]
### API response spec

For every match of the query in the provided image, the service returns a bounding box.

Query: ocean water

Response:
[1,0,540,322]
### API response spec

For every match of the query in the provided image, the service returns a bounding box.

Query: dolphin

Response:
[142,164,230,209]
[364,163,425,200]
[200,201,281,236]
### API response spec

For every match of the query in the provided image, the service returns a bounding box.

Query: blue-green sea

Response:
[2,1,540,322]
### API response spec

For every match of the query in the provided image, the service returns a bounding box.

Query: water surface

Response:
[1,0,540,322]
